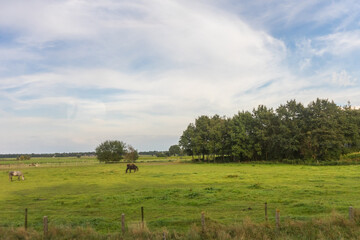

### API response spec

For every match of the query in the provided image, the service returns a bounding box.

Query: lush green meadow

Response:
[1,158,360,235]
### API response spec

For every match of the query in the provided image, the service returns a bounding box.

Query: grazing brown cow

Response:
[126,163,138,173]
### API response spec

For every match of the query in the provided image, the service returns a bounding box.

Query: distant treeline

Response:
[139,151,161,155]
[139,151,170,157]
[179,99,360,162]
[0,152,96,159]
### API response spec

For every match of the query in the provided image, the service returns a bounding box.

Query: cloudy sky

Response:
[1,0,360,153]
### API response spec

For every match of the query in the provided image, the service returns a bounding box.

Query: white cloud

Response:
[1,0,360,153]
[299,58,311,71]
[315,30,360,55]
[0,0,98,45]
[331,70,357,87]
[231,0,360,32]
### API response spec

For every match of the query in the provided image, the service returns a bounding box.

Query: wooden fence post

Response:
[349,206,354,220]
[25,208,28,230]
[201,212,205,232]
[121,213,125,234]
[43,216,48,236]
[265,202,268,221]
[275,209,280,229]
[163,231,166,240]
[141,207,144,229]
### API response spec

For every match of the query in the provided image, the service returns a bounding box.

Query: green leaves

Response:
[95,140,127,162]
[169,145,181,156]
[179,98,360,162]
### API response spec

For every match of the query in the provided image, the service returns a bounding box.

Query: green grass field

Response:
[1,158,360,235]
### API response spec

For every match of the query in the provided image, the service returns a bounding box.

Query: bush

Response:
[124,145,139,162]
[95,140,126,163]
[16,155,31,161]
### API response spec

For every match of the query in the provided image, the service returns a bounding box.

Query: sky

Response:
[1,0,360,153]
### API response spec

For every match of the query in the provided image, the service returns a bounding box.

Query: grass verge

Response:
[2,210,360,239]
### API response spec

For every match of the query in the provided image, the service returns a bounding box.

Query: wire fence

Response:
[0,203,357,232]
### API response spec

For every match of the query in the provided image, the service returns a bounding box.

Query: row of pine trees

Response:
[179,99,360,162]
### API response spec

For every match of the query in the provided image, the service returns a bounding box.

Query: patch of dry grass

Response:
[2,210,360,240]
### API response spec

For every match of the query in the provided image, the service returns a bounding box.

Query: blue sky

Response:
[1,0,360,153]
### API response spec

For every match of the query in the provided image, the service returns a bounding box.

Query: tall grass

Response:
[2,210,360,239]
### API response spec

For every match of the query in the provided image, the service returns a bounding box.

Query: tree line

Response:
[179,99,360,162]
[139,146,183,157]
[0,152,96,159]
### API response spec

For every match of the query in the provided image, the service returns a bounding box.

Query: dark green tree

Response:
[179,123,196,158]
[275,100,305,160]
[340,102,360,153]
[95,140,126,162]
[217,117,232,162]
[301,99,344,161]
[252,105,276,161]
[208,115,224,161]
[169,145,181,156]
[230,111,256,161]
[194,116,211,160]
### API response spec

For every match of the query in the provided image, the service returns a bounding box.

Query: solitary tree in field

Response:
[95,140,126,162]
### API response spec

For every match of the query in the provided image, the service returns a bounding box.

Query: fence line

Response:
[0,205,357,233]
